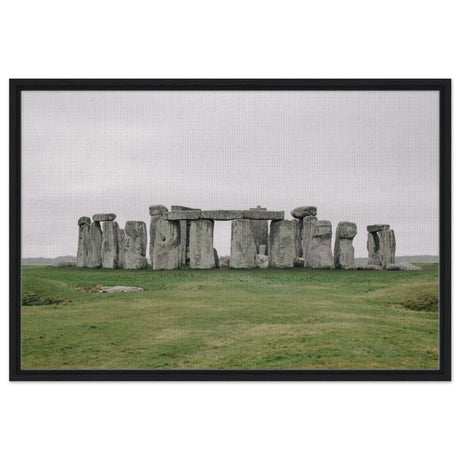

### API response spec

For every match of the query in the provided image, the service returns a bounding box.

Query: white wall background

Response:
[1,1,458,460]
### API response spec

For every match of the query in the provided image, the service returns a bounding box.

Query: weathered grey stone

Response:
[54,260,77,267]
[88,221,102,268]
[151,219,180,270]
[334,222,357,269]
[250,207,269,254]
[304,220,333,269]
[301,216,317,265]
[100,286,144,293]
[294,218,302,257]
[367,224,390,233]
[219,256,230,268]
[188,219,215,269]
[179,220,188,265]
[290,206,317,219]
[258,244,267,255]
[356,264,383,270]
[214,248,219,267]
[379,229,396,268]
[242,210,284,220]
[101,221,119,269]
[149,214,163,264]
[294,257,305,267]
[117,228,125,268]
[255,254,269,269]
[124,221,148,269]
[201,210,244,220]
[166,210,201,220]
[77,218,91,267]
[367,232,381,266]
[92,213,116,222]
[78,216,91,227]
[149,205,168,216]
[386,262,422,271]
[171,205,200,211]
[230,219,257,268]
[268,220,296,268]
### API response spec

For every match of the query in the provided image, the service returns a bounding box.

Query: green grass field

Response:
[20,264,439,370]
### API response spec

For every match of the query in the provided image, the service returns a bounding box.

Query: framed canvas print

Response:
[10,79,451,381]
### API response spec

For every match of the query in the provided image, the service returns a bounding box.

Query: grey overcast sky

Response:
[21,90,439,258]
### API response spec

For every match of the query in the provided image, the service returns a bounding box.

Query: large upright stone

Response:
[117,228,125,268]
[366,225,396,268]
[294,218,302,257]
[334,221,357,269]
[88,221,102,268]
[229,219,257,268]
[149,205,168,264]
[189,219,215,269]
[379,229,396,268]
[268,220,297,268]
[171,206,200,266]
[124,221,147,269]
[250,206,268,254]
[76,217,91,267]
[304,220,333,269]
[101,221,119,269]
[151,219,181,270]
[301,216,318,265]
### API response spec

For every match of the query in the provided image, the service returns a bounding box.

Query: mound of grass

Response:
[22,292,71,306]
[392,294,438,312]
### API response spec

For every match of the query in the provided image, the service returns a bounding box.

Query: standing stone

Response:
[379,229,396,268]
[366,225,396,268]
[268,220,297,268]
[258,244,267,255]
[101,221,119,268]
[171,206,201,266]
[88,221,102,268]
[124,221,147,269]
[294,218,302,257]
[229,219,257,268]
[151,219,180,270]
[213,248,219,268]
[149,205,168,265]
[304,220,333,269]
[188,219,215,269]
[301,216,318,265]
[334,221,357,269]
[250,206,268,254]
[77,217,91,267]
[117,228,125,268]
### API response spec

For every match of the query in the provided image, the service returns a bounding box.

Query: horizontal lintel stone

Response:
[166,210,202,220]
[201,210,244,220]
[367,224,390,232]
[92,213,116,222]
[242,210,284,220]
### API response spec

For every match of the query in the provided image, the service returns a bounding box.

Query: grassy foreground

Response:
[21,264,439,370]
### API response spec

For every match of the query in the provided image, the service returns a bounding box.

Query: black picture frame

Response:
[10,78,451,381]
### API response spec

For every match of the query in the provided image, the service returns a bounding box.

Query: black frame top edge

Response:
[9,78,451,91]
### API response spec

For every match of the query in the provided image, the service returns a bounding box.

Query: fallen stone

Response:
[356,264,383,270]
[230,219,257,268]
[188,219,215,269]
[77,217,91,267]
[101,221,119,269]
[386,262,422,271]
[242,210,284,220]
[304,220,333,269]
[149,205,168,216]
[92,213,116,222]
[255,254,269,269]
[100,286,144,293]
[124,221,148,269]
[367,224,390,233]
[53,260,77,267]
[290,206,317,218]
[151,219,181,270]
[88,221,103,268]
[268,219,296,268]
[334,221,357,269]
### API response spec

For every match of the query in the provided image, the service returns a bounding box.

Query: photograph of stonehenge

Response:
[77,205,410,272]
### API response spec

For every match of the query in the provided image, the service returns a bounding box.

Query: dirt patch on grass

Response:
[391,294,438,312]
[22,292,71,306]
